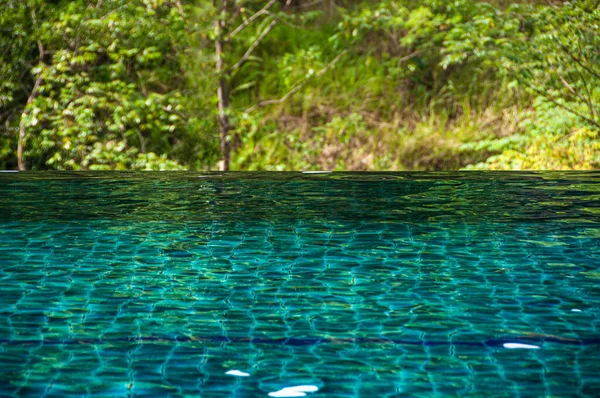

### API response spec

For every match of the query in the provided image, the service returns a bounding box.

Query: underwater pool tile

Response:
[1,172,600,396]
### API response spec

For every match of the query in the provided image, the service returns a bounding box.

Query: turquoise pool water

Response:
[0,171,599,397]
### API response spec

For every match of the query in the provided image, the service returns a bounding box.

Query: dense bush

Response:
[1,0,598,170]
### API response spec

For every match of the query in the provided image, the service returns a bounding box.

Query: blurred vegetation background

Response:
[1,0,599,171]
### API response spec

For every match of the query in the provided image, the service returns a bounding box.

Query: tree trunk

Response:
[17,75,43,171]
[18,8,44,171]
[215,0,230,171]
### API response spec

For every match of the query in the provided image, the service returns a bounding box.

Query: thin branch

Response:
[231,18,278,71]
[228,0,277,40]
[17,75,43,171]
[572,66,600,121]
[558,74,578,96]
[227,1,246,23]
[557,73,599,121]
[245,49,349,113]
[1,40,13,59]
[36,40,44,60]
[99,3,130,20]
[17,6,46,171]
[300,0,324,8]
[398,50,421,64]
[31,8,44,61]
[173,0,185,18]
[136,130,146,153]
[524,80,600,130]
[555,43,600,122]
[162,106,188,121]
[559,43,600,82]
[264,10,302,29]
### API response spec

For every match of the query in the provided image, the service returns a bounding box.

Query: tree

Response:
[208,0,347,170]
[0,0,48,170]
[513,1,600,131]
[2,0,212,170]
[458,0,600,169]
[4,0,599,171]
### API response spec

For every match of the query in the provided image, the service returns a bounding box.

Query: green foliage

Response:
[0,0,42,166]
[1,0,599,170]
[2,0,214,170]
[464,1,600,169]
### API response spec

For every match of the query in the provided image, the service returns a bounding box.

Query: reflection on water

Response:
[0,172,599,396]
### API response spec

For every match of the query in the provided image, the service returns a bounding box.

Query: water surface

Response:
[0,172,599,396]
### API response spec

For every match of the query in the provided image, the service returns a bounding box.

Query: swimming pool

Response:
[0,172,599,396]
